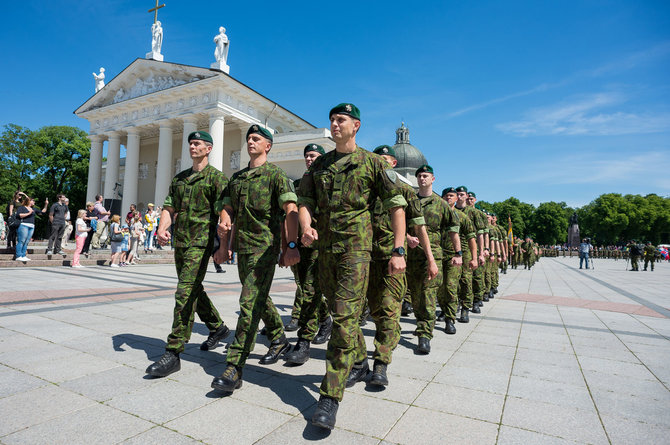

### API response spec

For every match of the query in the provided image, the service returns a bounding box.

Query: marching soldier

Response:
[211,125,300,394]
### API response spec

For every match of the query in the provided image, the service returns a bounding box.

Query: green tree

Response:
[529,201,569,245]
[0,124,38,202]
[578,193,631,244]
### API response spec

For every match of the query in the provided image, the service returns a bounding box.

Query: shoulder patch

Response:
[385,169,398,184]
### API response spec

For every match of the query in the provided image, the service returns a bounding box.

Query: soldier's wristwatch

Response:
[456,250,463,256]
[287,241,297,249]
[392,246,406,256]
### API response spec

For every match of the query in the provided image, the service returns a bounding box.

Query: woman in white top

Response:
[128,213,142,265]
[72,209,91,268]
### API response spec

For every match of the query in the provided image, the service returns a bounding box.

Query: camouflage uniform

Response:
[221,162,298,368]
[163,164,228,354]
[408,192,459,337]
[440,208,475,317]
[369,180,424,361]
[491,225,504,288]
[298,147,406,402]
[644,244,656,271]
[456,205,484,307]
[291,178,329,341]
[522,239,533,270]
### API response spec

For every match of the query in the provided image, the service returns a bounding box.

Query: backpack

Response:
[7,212,20,230]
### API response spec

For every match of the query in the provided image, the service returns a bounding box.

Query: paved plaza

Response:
[0,256,668,444]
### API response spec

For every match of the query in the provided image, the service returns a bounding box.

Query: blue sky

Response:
[1,0,669,207]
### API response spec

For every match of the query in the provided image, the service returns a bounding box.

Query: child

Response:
[72,209,91,268]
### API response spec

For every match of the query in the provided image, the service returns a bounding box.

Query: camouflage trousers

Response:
[291,247,329,341]
[167,246,224,353]
[439,256,462,322]
[523,254,531,269]
[227,249,285,368]
[407,255,442,339]
[319,250,370,402]
[458,250,474,310]
[367,257,406,364]
[630,255,640,271]
[500,258,507,273]
[484,257,495,292]
[493,255,500,288]
[644,257,655,271]
[472,262,485,304]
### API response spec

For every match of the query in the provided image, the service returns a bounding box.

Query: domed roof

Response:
[392,123,427,179]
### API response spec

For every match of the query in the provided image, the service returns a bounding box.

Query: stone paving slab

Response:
[0,257,668,444]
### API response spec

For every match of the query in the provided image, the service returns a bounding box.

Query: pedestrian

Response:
[128,213,142,264]
[6,191,26,251]
[145,130,231,378]
[81,202,98,258]
[210,124,299,394]
[46,194,69,256]
[297,103,407,430]
[579,238,593,269]
[61,199,73,248]
[15,196,48,262]
[144,203,156,252]
[91,195,111,249]
[108,215,123,267]
[643,241,656,271]
[71,209,91,268]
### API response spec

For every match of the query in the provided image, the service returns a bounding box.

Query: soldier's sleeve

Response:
[297,166,316,210]
[377,165,407,211]
[463,214,476,240]
[216,178,233,213]
[275,170,298,208]
[445,204,460,233]
[475,210,487,234]
[402,184,425,228]
[163,177,176,209]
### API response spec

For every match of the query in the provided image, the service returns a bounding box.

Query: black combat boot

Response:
[493,287,499,295]
[359,306,370,326]
[436,310,446,322]
[417,337,431,354]
[471,304,481,314]
[285,338,310,365]
[483,292,490,302]
[146,350,181,377]
[312,396,339,430]
[312,316,333,345]
[445,319,457,335]
[284,317,299,332]
[259,334,290,364]
[401,300,413,316]
[200,323,230,351]
[345,360,369,387]
[369,360,389,386]
[458,308,470,323]
[211,364,242,393]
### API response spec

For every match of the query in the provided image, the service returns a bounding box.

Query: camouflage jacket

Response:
[298,146,407,253]
[220,161,297,255]
[457,204,488,237]
[644,244,656,258]
[444,207,476,257]
[372,179,425,260]
[408,192,459,262]
[163,164,228,249]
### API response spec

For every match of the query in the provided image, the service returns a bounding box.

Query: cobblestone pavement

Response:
[0,257,668,444]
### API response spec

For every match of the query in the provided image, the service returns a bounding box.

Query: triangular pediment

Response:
[75,59,220,114]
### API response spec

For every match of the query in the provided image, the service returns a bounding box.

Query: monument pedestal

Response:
[146,51,164,61]
[210,60,229,74]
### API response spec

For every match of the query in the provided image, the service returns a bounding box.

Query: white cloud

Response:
[512,151,670,188]
[497,92,670,136]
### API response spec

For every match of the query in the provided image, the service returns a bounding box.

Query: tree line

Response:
[2,124,669,244]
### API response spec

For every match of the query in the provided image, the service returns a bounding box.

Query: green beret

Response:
[246,124,273,142]
[468,191,476,198]
[373,145,396,158]
[415,164,434,176]
[442,187,456,196]
[188,131,213,144]
[329,103,361,120]
[455,185,468,193]
[304,144,325,155]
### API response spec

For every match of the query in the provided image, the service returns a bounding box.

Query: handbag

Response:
[110,224,124,242]
[7,212,20,230]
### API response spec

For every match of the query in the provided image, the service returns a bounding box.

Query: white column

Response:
[209,112,225,172]
[154,121,173,207]
[87,135,104,203]
[240,127,250,168]
[121,128,140,215]
[180,116,197,171]
[104,132,121,199]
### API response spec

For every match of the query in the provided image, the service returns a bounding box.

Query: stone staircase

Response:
[1,242,175,268]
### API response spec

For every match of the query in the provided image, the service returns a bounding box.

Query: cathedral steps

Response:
[0,243,175,268]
